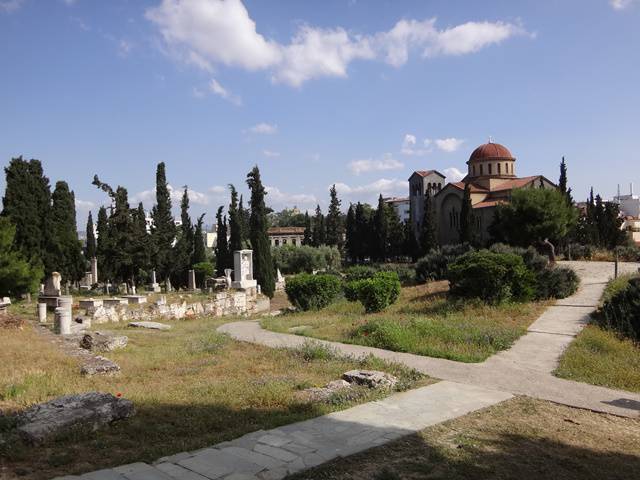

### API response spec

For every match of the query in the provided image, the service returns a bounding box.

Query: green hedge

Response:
[415,243,474,283]
[448,250,536,304]
[599,276,640,342]
[272,245,341,274]
[344,271,401,313]
[285,273,342,311]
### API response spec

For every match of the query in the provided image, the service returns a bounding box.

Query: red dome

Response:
[468,142,515,163]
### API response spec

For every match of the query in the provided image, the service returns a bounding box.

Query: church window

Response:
[275,239,280,246]
[473,165,476,176]
[498,163,501,175]
[480,164,484,175]
[488,163,493,175]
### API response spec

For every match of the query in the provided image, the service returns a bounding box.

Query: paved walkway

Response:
[61,262,640,480]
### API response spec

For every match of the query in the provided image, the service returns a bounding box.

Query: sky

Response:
[1,0,639,227]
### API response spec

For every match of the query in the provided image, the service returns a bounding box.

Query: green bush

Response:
[614,245,640,262]
[272,245,341,274]
[376,263,415,285]
[193,261,214,287]
[565,243,594,260]
[356,271,401,313]
[285,273,342,311]
[535,267,580,299]
[448,250,536,304]
[415,243,474,283]
[343,279,364,302]
[343,265,377,282]
[599,277,640,341]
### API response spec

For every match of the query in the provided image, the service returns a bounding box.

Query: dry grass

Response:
[0,312,426,480]
[289,397,640,480]
[263,284,549,362]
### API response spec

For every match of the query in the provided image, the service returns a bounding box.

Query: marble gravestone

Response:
[231,250,257,289]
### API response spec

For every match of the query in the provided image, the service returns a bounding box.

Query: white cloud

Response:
[133,184,210,207]
[262,149,281,158]
[62,0,78,6]
[443,167,465,183]
[0,0,24,13]
[209,78,242,105]
[208,185,226,194]
[334,178,407,199]
[348,154,403,175]
[401,133,432,156]
[265,185,317,209]
[434,137,465,152]
[248,122,278,134]
[118,39,133,57]
[610,0,636,9]
[146,0,530,87]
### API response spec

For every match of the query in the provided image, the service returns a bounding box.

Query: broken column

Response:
[37,303,47,323]
[188,269,196,291]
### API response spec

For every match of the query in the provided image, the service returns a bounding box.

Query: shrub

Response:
[599,277,640,341]
[343,265,378,282]
[343,279,364,302]
[489,243,548,273]
[535,267,580,299]
[565,243,594,260]
[415,243,474,283]
[285,273,342,311]
[448,250,536,304]
[376,263,416,285]
[291,340,338,361]
[614,245,640,262]
[193,261,214,287]
[272,245,341,274]
[356,271,401,313]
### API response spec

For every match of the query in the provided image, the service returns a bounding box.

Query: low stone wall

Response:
[84,288,270,324]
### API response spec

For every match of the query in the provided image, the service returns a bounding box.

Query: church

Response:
[409,141,557,245]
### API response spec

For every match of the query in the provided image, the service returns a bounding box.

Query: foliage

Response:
[215,206,231,276]
[325,184,343,248]
[343,265,378,282]
[285,273,342,311]
[192,214,207,265]
[50,181,84,282]
[459,183,475,244]
[448,250,536,304]
[372,194,388,261]
[228,184,243,253]
[311,204,326,247]
[84,211,96,260]
[536,267,580,299]
[150,162,176,283]
[290,340,338,362]
[193,261,214,288]
[131,202,151,281]
[415,243,474,282]
[95,206,111,280]
[272,244,341,274]
[418,192,438,257]
[0,217,42,296]
[599,276,640,342]
[169,187,195,289]
[350,271,401,313]
[247,166,275,297]
[302,211,312,246]
[1,156,52,274]
[490,188,577,247]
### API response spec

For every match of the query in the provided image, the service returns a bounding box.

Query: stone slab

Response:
[129,321,172,331]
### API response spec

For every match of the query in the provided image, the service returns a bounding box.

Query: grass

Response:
[0,310,427,480]
[288,397,640,480]
[263,283,550,363]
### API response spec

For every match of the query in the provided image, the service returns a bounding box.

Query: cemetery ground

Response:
[0,310,427,480]
[287,396,640,480]
[263,281,552,363]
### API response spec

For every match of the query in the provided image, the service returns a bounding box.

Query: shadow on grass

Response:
[289,431,640,480]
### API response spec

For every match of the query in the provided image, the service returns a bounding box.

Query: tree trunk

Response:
[543,238,556,265]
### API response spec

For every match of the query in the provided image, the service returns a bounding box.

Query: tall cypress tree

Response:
[559,157,573,205]
[239,194,250,248]
[302,211,313,246]
[345,204,356,262]
[151,162,175,284]
[96,206,111,281]
[459,183,474,245]
[228,184,243,253]
[353,202,368,263]
[171,187,194,288]
[403,219,419,262]
[131,202,151,283]
[373,194,388,261]
[312,205,326,247]
[109,186,134,285]
[387,205,405,260]
[193,213,207,265]
[247,166,275,298]
[50,181,84,283]
[215,206,231,276]
[419,192,437,256]
[2,157,52,273]
[325,184,343,247]
[85,211,97,259]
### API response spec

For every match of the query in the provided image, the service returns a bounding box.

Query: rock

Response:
[79,331,128,352]
[80,356,121,376]
[326,379,351,390]
[342,370,398,389]
[128,321,171,330]
[295,379,352,402]
[17,392,134,444]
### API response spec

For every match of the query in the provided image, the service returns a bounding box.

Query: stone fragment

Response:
[341,370,398,389]
[128,321,172,330]
[17,392,134,444]
[80,331,128,352]
[80,356,121,376]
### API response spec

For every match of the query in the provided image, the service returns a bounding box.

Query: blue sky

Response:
[1,0,639,225]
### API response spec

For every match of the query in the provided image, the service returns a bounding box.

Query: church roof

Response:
[468,142,515,163]
[410,170,446,180]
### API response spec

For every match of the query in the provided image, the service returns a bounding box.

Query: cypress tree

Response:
[403,219,420,262]
[419,192,437,256]
[151,162,176,284]
[193,213,207,265]
[387,205,405,260]
[353,202,368,263]
[302,211,313,246]
[246,166,275,298]
[215,206,230,276]
[0,217,43,296]
[312,205,326,247]
[345,204,356,262]
[50,181,84,283]
[96,206,111,281]
[2,157,52,272]
[459,183,474,244]
[85,211,97,259]
[373,194,388,261]
[131,202,151,283]
[228,184,243,253]
[171,187,194,289]
[239,194,250,248]
[559,157,568,196]
[109,187,134,285]
[325,184,343,247]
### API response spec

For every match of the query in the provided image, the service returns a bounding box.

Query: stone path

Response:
[58,262,640,480]
[55,382,512,480]
[219,261,640,419]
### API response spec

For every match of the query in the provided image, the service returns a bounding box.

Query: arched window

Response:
[473,165,476,176]
[488,163,493,175]
[438,183,442,191]
[498,163,501,175]
[480,164,484,175]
